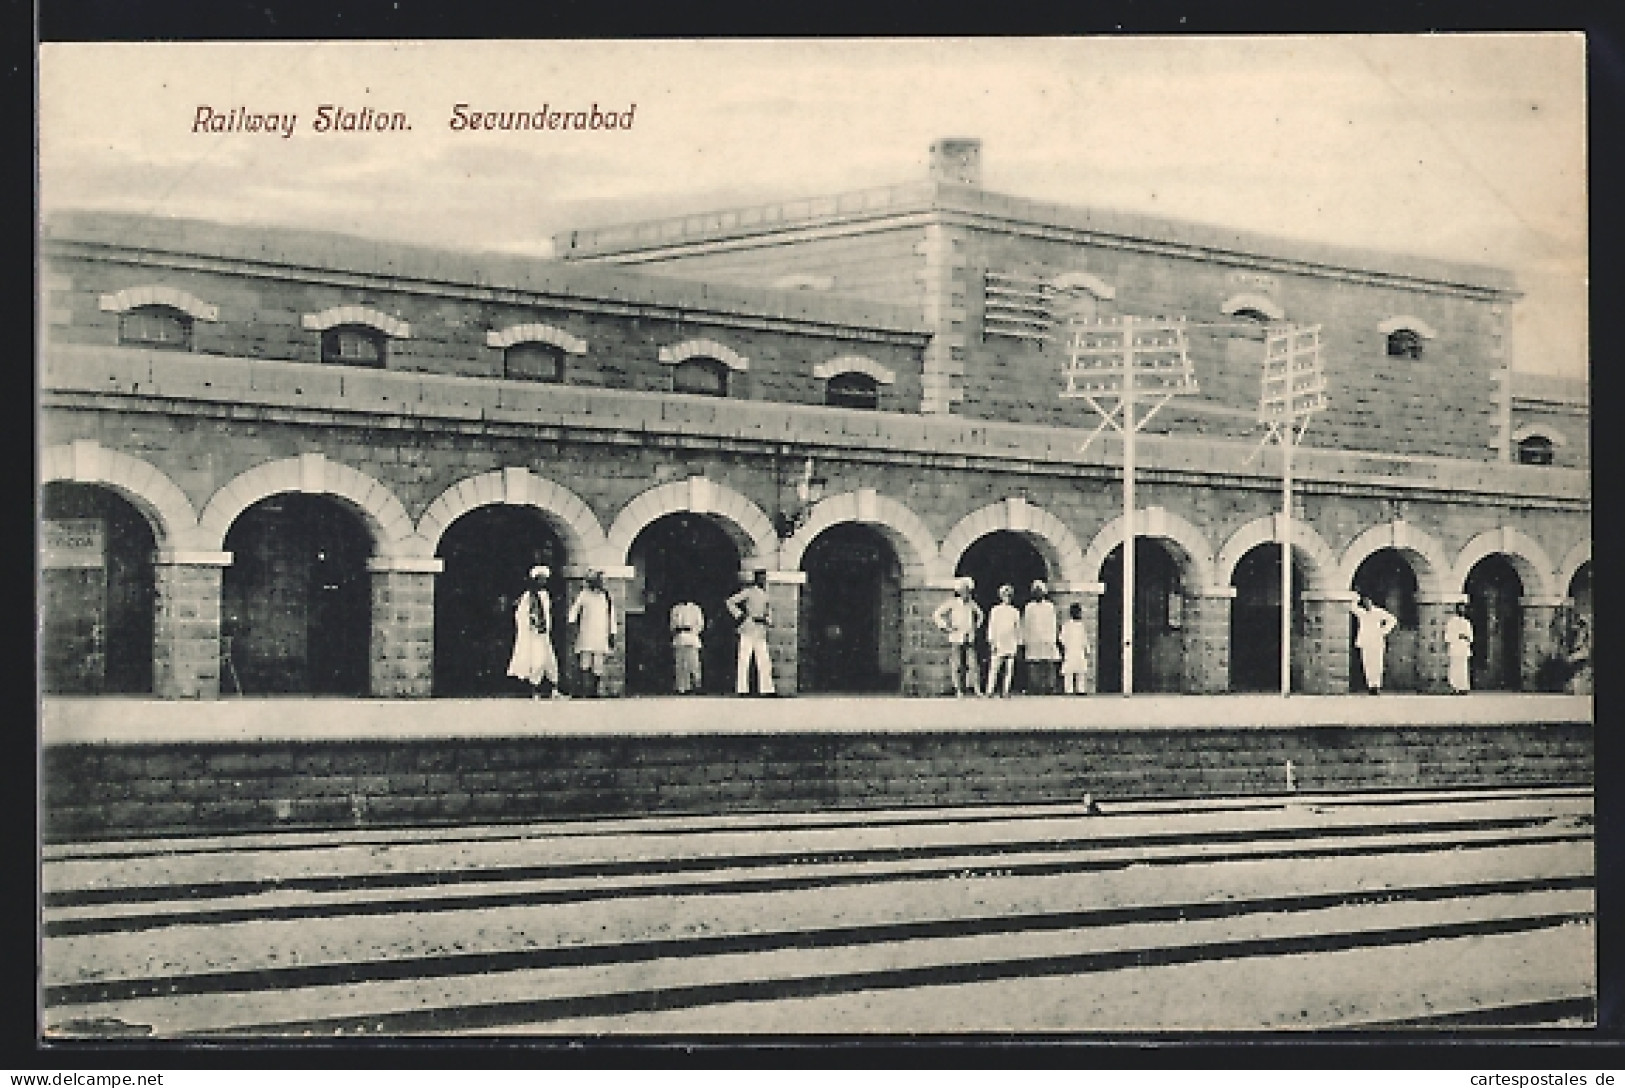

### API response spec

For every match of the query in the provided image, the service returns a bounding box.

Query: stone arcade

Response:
[39,140,1589,702]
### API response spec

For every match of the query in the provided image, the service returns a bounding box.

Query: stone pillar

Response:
[763,570,804,695]
[152,550,231,700]
[902,579,957,697]
[1520,596,1569,692]
[1416,593,1468,694]
[1053,581,1103,694]
[367,557,441,698]
[1298,590,1356,694]
[1181,587,1234,694]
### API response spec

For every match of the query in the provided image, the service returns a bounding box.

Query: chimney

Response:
[929,138,982,187]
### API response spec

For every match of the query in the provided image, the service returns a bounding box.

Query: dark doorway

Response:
[1350,549,1421,692]
[1098,539,1185,693]
[626,514,741,695]
[1466,556,1523,691]
[955,530,1049,689]
[435,506,567,696]
[40,483,156,694]
[801,522,903,692]
[1229,545,1308,692]
[222,494,372,694]
[1569,561,1591,618]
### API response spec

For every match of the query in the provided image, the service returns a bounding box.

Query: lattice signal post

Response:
[1254,324,1328,696]
[1062,315,1199,695]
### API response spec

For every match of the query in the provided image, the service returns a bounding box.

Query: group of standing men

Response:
[506,566,779,699]
[507,566,1557,700]
[1349,593,1477,695]
[664,568,779,696]
[505,565,618,699]
[933,578,1091,697]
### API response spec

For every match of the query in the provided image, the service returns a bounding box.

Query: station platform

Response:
[41,691,1593,746]
[41,691,1593,843]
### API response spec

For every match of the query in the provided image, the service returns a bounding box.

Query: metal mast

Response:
[1253,323,1327,696]
[1063,315,1198,694]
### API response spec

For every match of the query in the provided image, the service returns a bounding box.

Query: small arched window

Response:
[1517,435,1555,466]
[320,324,386,368]
[1387,329,1424,359]
[504,342,565,383]
[118,304,193,351]
[672,357,729,397]
[825,371,879,410]
[1232,307,1272,325]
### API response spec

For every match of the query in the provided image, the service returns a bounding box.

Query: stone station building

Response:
[39,140,1590,702]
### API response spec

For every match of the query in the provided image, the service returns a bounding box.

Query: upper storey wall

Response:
[599,226,930,315]
[558,183,1523,462]
[41,214,929,414]
[959,227,1510,461]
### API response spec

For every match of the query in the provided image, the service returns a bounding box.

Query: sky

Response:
[38,36,1587,378]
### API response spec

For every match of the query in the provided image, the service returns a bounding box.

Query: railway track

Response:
[41,787,1594,1036]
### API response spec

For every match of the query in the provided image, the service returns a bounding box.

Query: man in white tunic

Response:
[1350,593,1399,694]
[1444,603,1474,694]
[932,576,983,697]
[727,569,775,696]
[506,565,560,699]
[567,569,617,698]
[1021,580,1061,695]
[985,583,1022,698]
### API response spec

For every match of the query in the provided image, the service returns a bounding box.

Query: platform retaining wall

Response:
[41,723,1593,841]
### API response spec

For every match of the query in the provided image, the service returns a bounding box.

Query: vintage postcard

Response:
[37,36,1591,1038]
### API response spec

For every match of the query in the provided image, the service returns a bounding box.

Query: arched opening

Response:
[1386,329,1424,359]
[434,506,568,696]
[1561,560,1593,693]
[1098,539,1185,693]
[825,372,879,410]
[320,324,387,368]
[1517,436,1555,466]
[1350,549,1422,692]
[800,523,903,693]
[1229,544,1308,692]
[117,304,193,351]
[671,358,729,398]
[221,494,372,694]
[955,530,1050,690]
[626,513,741,695]
[503,342,566,383]
[40,482,156,694]
[1569,560,1592,620]
[1465,555,1524,691]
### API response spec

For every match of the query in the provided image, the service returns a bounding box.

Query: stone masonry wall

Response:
[960,228,1505,462]
[44,251,927,415]
[42,723,1594,841]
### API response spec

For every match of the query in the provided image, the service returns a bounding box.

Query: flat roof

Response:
[43,210,930,338]
[554,179,1518,296]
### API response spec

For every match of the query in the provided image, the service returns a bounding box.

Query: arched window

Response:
[1232,307,1273,325]
[1517,435,1555,466]
[672,357,729,397]
[118,305,193,351]
[825,371,879,410]
[320,324,386,368]
[1387,329,1424,359]
[504,342,565,383]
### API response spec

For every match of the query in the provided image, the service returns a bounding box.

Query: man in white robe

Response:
[1444,603,1474,694]
[506,565,560,699]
